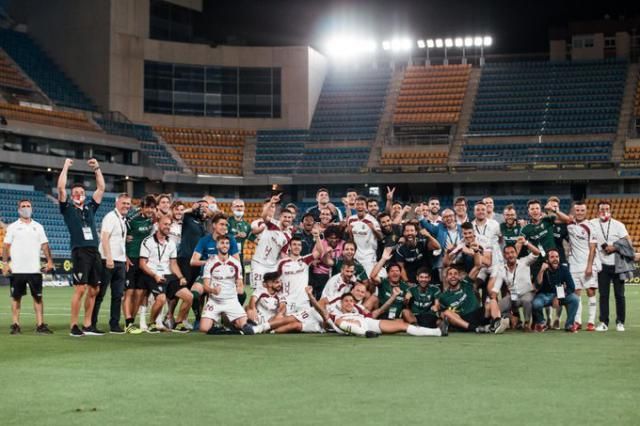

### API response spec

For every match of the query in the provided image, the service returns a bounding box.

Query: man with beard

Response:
[329,241,369,284]
[439,266,508,334]
[295,212,317,256]
[346,196,382,275]
[310,225,344,299]
[547,196,569,266]
[472,201,502,266]
[367,198,380,217]
[168,201,184,247]
[402,268,441,328]
[319,260,357,308]
[425,197,442,225]
[155,194,172,221]
[377,212,403,259]
[499,204,521,249]
[533,249,579,332]
[250,194,293,293]
[394,221,440,284]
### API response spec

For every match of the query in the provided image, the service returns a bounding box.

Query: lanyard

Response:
[599,220,611,243]
[115,210,126,238]
[156,239,168,263]
[447,229,459,245]
[474,222,487,236]
[505,264,517,286]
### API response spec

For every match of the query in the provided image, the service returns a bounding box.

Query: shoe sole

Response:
[69,333,84,337]
[494,319,509,334]
[82,332,105,336]
[171,329,190,334]
[110,331,126,334]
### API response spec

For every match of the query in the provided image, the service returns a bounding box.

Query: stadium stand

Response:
[461,140,612,166]
[0,48,33,90]
[379,150,448,166]
[0,186,114,258]
[154,127,252,176]
[0,102,99,132]
[394,64,470,125]
[96,119,182,173]
[468,60,627,136]
[254,129,307,174]
[0,29,95,110]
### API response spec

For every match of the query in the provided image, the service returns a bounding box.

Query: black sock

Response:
[238,292,247,305]
[126,318,133,326]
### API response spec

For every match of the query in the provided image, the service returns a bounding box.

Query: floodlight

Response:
[401,38,412,50]
[426,39,435,48]
[464,37,473,47]
[483,36,493,47]
[391,38,412,51]
[445,38,453,48]
[417,39,426,49]
[455,37,463,47]
[382,40,391,50]
[435,38,443,48]
[474,36,483,47]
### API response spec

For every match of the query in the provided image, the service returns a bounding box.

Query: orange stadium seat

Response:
[379,150,448,166]
[0,103,99,132]
[394,64,471,125]
[153,126,255,176]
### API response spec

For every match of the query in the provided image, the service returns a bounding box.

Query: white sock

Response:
[254,323,271,334]
[588,296,597,324]
[338,321,366,336]
[575,298,582,325]
[407,325,441,337]
[139,306,147,326]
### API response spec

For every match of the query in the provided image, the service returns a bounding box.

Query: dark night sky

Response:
[198,0,640,54]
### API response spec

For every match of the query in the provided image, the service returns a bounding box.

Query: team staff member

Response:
[93,193,131,334]
[177,198,209,288]
[139,216,192,333]
[2,199,54,334]
[227,199,251,264]
[123,195,155,334]
[57,157,105,337]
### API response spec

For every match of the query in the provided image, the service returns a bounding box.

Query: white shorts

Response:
[250,262,276,292]
[364,317,382,334]
[571,271,598,290]
[202,298,247,323]
[293,309,325,333]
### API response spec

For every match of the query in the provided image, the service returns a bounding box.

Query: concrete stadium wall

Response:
[8,0,112,111]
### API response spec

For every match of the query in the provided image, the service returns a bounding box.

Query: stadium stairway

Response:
[242,133,258,178]
[151,130,190,173]
[612,62,640,163]
[367,68,404,169]
[450,66,481,165]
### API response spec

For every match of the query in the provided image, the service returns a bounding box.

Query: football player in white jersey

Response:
[346,196,382,275]
[472,201,502,266]
[319,260,357,308]
[326,292,446,338]
[277,235,323,314]
[250,193,293,293]
[555,201,599,330]
[251,272,325,334]
[199,235,254,335]
[246,271,286,327]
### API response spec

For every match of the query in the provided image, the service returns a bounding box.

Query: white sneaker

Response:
[155,318,166,331]
[181,320,194,330]
[616,323,625,332]
[139,319,148,332]
[595,322,608,332]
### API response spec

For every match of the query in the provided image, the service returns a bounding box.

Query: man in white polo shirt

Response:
[93,193,131,334]
[490,237,540,331]
[2,199,54,334]
[590,200,630,332]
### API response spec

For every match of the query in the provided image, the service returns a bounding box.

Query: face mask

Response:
[208,203,218,212]
[233,209,244,218]
[73,195,85,206]
[19,207,32,219]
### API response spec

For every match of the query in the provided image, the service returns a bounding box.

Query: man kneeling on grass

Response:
[139,216,193,333]
[199,235,254,335]
[249,273,325,334]
[438,266,509,334]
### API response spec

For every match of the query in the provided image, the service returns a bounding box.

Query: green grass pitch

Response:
[1,286,639,425]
